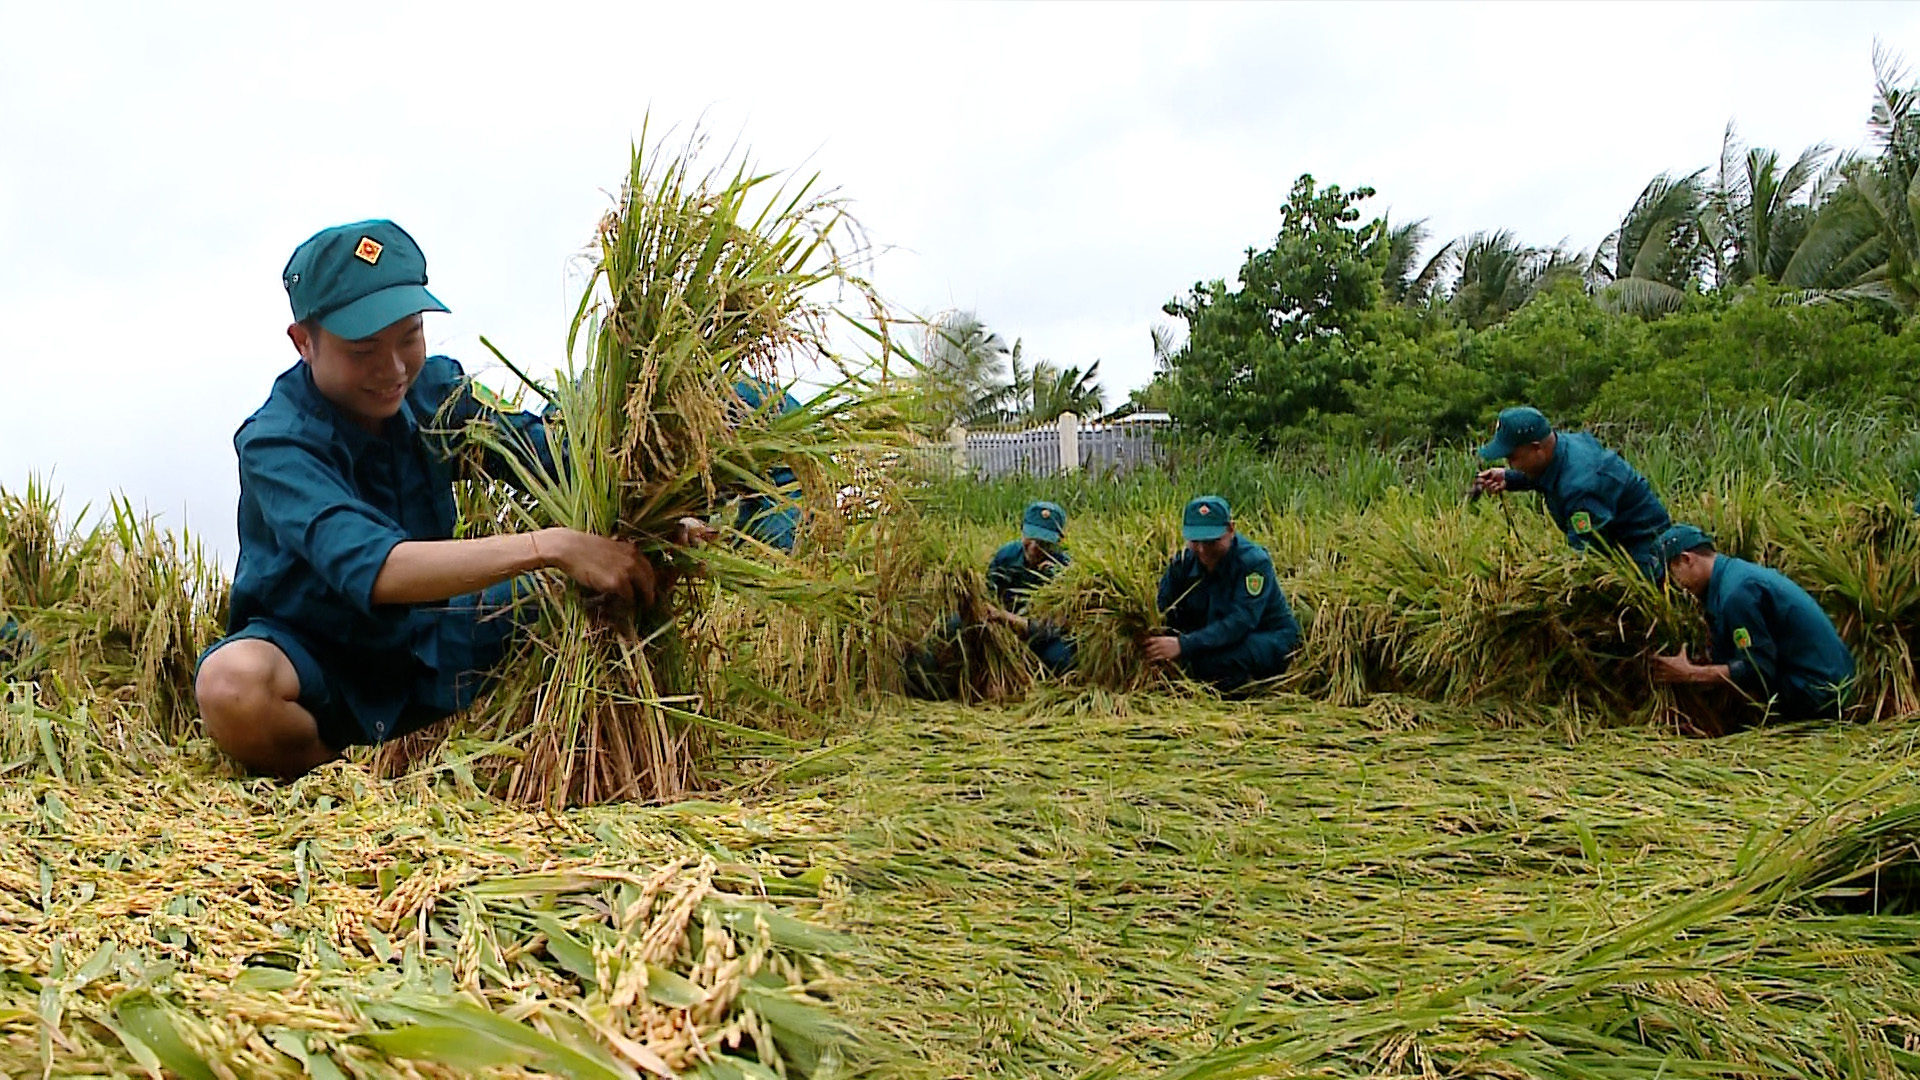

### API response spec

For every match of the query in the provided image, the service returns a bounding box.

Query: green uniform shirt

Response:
[986,540,1067,614]
[1156,535,1301,658]
[1504,431,1671,574]
[1705,555,1854,714]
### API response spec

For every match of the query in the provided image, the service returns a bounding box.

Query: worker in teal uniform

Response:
[0,615,31,673]
[729,378,804,552]
[1143,496,1300,692]
[1472,406,1672,579]
[194,220,664,779]
[1650,523,1855,726]
[904,500,1076,696]
[980,500,1075,674]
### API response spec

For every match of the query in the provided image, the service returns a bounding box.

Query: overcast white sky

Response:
[3,1,1917,561]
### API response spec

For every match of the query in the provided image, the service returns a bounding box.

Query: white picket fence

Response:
[947,413,1172,479]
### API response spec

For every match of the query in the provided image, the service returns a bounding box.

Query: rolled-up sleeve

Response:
[238,428,407,614]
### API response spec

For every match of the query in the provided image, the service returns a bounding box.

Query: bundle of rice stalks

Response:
[1773,483,1920,720]
[1286,497,1697,726]
[0,482,226,765]
[0,475,92,614]
[900,557,1036,705]
[89,498,228,740]
[1026,514,1178,692]
[0,477,97,687]
[699,483,955,731]
[395,127,896,807]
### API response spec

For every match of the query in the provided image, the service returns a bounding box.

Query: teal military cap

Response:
[1022,501,1067,543]
[1182,495,1231,541]
[1653,523,1714,567]
[284,220,449,340]
[1477,406,1553,461]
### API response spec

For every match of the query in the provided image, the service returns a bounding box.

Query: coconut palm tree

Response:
[1704,123,1832,288]
[1448,231,1580,328]
[1382,217,1458,308]
[1783,43,1920,311]
[1027,360,1104,423]
[1590,171,1709,317]
[914,310,1018,428]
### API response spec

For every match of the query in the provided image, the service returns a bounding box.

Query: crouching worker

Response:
[979,501,1076,674]
[1142,496,1300,693]
[903,500,1075,697]
[195,221,660,780]
[1650,524,1855,727]
[1473,406,1671,579]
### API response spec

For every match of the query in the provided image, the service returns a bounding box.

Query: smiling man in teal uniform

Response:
[195,220,659,779]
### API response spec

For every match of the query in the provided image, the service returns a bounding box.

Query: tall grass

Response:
[919,401,1920,529]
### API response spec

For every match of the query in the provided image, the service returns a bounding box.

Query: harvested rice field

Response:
[8,688,1920,1078]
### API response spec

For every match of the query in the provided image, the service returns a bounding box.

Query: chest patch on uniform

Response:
[1571,511,1594,534]
[1246,573,1265,597]
[1733,627,1752,650]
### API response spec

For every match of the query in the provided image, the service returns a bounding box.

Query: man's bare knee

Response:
[195,641,333,778]
[197,642,291,736]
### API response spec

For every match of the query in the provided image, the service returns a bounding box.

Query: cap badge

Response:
[354,237,384,265]
[1197,505,1210,516]
[1040,509,1051,518]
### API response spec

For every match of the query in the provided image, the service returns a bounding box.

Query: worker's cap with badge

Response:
[1652,523,1714,567]
[1022,501,1067,544]
[284,220,449,340]
[1477,406,1553,462]
[1182,495,1232,542]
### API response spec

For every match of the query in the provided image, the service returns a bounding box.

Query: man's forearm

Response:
[1690,661,1735,686]
[370,533,549,606]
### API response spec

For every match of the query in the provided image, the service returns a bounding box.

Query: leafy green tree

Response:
[1160,175,1387,439]
[1125,325,1182,415]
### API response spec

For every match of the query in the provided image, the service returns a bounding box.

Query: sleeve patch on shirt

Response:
[469,381,510,411]
[1571,511,1594,534]
[1246,573,1265,597]
[1733,627,1752,650]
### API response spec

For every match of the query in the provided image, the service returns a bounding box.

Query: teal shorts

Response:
[198,577,538,750]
